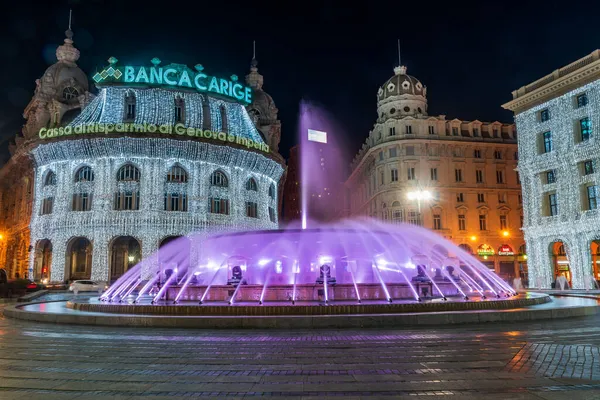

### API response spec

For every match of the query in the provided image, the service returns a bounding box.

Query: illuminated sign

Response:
[477,244,495,256]
[498,244,515,256]
[92,57,252,105]
[38,123,269,153]
[308,129,327,144]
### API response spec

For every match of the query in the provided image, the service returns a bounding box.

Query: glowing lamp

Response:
[470,235,477,242]
[502,230,510,237]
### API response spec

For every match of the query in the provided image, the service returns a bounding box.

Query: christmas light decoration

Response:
[28,86,283,283]
[516,80,600,289]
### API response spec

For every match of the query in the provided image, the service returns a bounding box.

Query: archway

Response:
[66,237,92,282]
[159,236,191,279]
[34,239,52,282]
[109,236,141,283]
[550,241,570,286]
[590,241,600,286]
[459,244,473,254]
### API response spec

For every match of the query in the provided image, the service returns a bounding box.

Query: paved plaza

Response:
[1,294,600,399]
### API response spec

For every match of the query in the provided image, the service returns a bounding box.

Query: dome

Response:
[248,89,278,122]
[37,62,89,102]
[377,66,426,102]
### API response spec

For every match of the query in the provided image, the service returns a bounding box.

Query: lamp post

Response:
[407,189,432,226]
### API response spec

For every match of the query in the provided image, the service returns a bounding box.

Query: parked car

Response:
[26,280,45,292]
[69,280,105,294]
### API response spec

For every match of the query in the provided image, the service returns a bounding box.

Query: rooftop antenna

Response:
[253,40,256,60]
[69,9,72,31]
[397,39,401,66]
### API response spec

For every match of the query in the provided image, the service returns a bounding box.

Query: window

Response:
[493,128,499,138]
[479,214,487,231]
[405,146,414,156]
[175,97,185,123]
[584,160,595,175]
[514,151,519,160]
[587,185,598,210]
[456,193,464,202]
[458,215,466,231]
[246,178,258,191]
[125,92,136,121]
[473,128,479,137]
[75,166,94,182]
[117,164,140,182]
[164,193,188,212]
[41,197,53,215]
[113,191,139,210]
[516,171,520,184]
[72,193,92,211]
[268,207,276,222]
[546,170,556,184]
[430,168,438,181]
[477,193,485,203]
[202,99,211,130]
[269,183,276,199]
[577,93,588,108]
[44,171,56,186]
[391,168,398,182]
[167,165,188,183]
[408,211,420,225]
[428,126,435,135]
[580,117,592,142]
[548,193,558,216]
[209,198,229,215]
[500,215,507,230]
[542,131,552,153]
[433,214,442,230]
[473,149,481,158]
[379,151,384,161]
[494,150,502,160]
[498,192,507,203]
[380,170,384,185]
[210,170,228,187]
[453,147,463,157]
[540,109,550,122]
[405,125,412,134]
[407,167,416,180]
[389,147,397,158]
[219,105,228,133]
[518,194,522,204]
[246,201,258,218]
[476,170,484,183]
[455,169,463,182]
[452,127,458,136]
[496,170,504,184]
[62,86,79,101]
[389,127,396,136]
[520,214,524,227]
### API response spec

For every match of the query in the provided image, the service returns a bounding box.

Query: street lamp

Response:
[407,190,432,225]
[502,230,510,237]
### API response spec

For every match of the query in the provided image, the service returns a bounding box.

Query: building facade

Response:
[347,65,526,280]
[0,27,285,283]
[503,50,600,289]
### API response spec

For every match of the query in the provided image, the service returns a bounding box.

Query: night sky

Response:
[0,0,597,165]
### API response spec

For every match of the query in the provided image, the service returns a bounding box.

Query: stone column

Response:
[50,239,67,283]
[141,235,160,280]
[91,237,109,283]
[568,234,587,289]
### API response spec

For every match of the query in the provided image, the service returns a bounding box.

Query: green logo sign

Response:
[93,57,252,105]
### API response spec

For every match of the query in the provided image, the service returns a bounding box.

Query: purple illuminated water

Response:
[101,218,516,305]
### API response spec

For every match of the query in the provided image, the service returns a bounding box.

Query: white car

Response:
[69,280,104,294]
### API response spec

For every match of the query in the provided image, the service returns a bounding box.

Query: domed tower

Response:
[21,23,91,141]
[245,54,281,153]
[376,65,427,121]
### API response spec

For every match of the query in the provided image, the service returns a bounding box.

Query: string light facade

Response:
[28,86,284,283]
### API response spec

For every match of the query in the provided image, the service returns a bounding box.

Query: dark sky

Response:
[0,0,597,164]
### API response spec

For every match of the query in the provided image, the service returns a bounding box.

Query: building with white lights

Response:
[503,49,600,289]
[0,26,285,283]
[347,65,526,280]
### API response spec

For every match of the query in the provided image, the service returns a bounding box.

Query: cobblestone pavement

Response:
[0,295,599,399]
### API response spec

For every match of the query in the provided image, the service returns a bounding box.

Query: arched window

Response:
[268,183,276,199]
[167,165,188,183]
[124,91,136,121]
[44,171,56,186]
[518,244,526,255]
[74,166,94,182]
[117,164,141,182]
[62,87,79,102]
[202,98,211,130]
[219,105,228,133]
[174,97,185,123]
[210,170,228,187]
[246,177,258,191]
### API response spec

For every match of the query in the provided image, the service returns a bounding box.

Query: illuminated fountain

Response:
[101,218,516,305]
[100,102,517,308]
